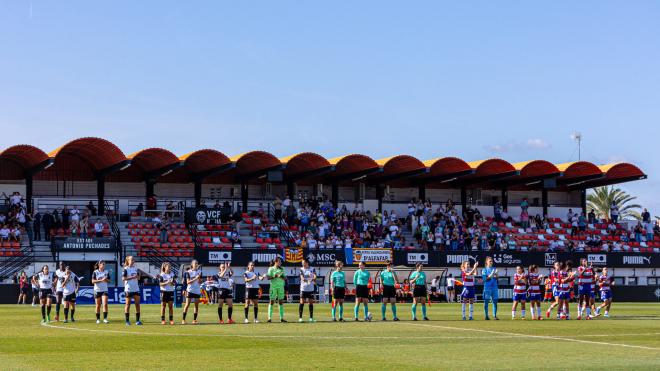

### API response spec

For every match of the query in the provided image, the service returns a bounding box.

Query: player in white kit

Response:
[122,255,142,325]
[299,259,317,323]
[243,261,263,323]
[182,260,203,324]
[91,260,110,324]
[61,266,80,323]
[34,265,55,323]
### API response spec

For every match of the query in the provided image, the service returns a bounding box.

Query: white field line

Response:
[40,322,660,349]
[397,322,660,351]
[39,322,517,340]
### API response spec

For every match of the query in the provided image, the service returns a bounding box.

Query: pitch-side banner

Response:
[396,251,660,268]
[74,286,161,305]
[350,248,392,265]
[53,237,116,251]
[185,207,225,225]
[196,248,346,266]
[196,248,658,268]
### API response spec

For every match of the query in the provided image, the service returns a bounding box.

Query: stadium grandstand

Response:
[0,136,656,303]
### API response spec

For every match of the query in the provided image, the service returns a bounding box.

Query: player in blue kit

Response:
[481,256,499,320]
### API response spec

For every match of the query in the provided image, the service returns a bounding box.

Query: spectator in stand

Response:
[62,206,71,231]
[634,222,644,243]
[493,201,502,222]
[157,215,169,245]
[578,213,587,236]
[134,203,144,216]
[610,202,619,223]
[10,225,21,241]
[42,210,54,241]
[87,201,97,216]
[566,209,575,223]
[80,214,89,238]
[520,198,529,213]
[94,219,104,237]
[0,224,10,241]
[642,208,651,223]
[520,210,529,229]
[588,209,597,225]
[53,208,62,230]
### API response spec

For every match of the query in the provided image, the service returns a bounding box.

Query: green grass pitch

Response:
[1,302,659,370]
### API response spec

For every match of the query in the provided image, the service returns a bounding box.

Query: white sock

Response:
[537,307,541,318]
[521,309,526,318]
[512,310,516,318]
[469,304,473,318]
[586,308,591,316]
[461,303,466,317]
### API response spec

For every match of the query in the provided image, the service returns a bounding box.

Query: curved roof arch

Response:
[513,160,560,178]
[180,149,231,175]
[599,163,645,180]
[328,154,379,177]
[48,137,127,172]
[468,158,516,176]
[0,145,50,172]
[230,151,281,176]
[128,148,180,173]
[375,155,425,175]
[423,157,472,177]
[280,152,331,177]
[556,161,602,180]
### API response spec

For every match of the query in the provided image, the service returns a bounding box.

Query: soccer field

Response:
[1,303,659,370]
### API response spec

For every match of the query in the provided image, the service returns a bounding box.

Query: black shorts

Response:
[301,291,315,300]
[447,286,455,291]
[56,291,64,302]
[161,291,174,303]
[219,288,232,300]
[246,288,260,300]
[39,289,52,300]
[125,291,140,298]
[333,287,345,300]
[187,292,200,299]
[430,287,437,293]
[413,285,428,298]
[356,285,369,299]
[20,287,28,295]
[64,293,76,302]
[382,285,396,299]
[32,288,39,295]
[95,291,108,299]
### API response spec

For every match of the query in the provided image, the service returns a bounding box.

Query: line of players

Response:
[32,255,614,324]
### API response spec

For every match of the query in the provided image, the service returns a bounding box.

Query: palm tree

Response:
[587,186,642,221]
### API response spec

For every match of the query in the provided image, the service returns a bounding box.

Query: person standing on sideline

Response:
[18,272,29,304]
[482,257,499,320]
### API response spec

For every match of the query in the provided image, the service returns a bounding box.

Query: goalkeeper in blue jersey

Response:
[482,256,499,320]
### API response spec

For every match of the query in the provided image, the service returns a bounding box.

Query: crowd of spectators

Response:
[263,193,659,253]
[31,204,104,241]
[1,192,27,242]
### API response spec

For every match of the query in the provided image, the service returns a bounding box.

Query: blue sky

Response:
[1,1,658,211]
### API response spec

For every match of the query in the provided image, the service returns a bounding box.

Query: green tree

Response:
[587,186,642,221]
